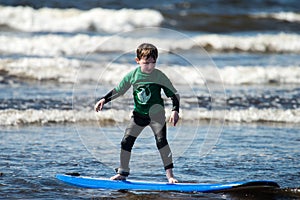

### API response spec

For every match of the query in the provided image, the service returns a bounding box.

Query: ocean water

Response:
[0,0,299,199]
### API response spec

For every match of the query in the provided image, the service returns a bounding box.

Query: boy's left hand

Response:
[169,111,179,126]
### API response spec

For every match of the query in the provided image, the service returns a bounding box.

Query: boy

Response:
[95,43,180,183]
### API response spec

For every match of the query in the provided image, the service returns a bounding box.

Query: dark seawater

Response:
[0,0,299,199]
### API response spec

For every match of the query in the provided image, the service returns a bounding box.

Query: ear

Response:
[135,57,139,63]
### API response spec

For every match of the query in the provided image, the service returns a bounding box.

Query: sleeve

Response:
[101,88,121,104]
[159,71,177,97]
[100,71,132,104]
[114,71,132,95]
[170,93,180,112]
[159,70,180,112]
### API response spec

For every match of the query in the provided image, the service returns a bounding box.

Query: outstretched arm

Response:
[94,88,121,112]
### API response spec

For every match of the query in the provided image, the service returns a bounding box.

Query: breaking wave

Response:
[1,32,300,56]
[1,108,300,126]
[1,58,299,85]
[0,6,163,33]
[253,12,300,23]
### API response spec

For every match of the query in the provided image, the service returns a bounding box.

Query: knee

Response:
[156,137,168,149]
[121,135,136,152]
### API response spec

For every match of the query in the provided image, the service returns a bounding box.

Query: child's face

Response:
[136,56,156,74]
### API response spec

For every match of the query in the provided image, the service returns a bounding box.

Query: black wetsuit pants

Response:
[116,111,174,176]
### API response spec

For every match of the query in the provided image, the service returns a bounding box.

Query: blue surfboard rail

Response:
[56,174,279,193]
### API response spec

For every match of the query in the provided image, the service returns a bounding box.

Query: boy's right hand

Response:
[95,98,105,112]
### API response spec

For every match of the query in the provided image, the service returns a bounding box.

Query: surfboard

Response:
[56,174,279,193]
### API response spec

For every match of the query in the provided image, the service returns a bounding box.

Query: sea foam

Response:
[0,6,163,33]
[253,12,300,22]
[1,33,300,57]
[1,108,300,126]
[1,58,299,85]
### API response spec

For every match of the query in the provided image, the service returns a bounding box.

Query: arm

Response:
[169,93,180,126]
[94,88,121,112]
[95,70,132,112]
[170,93,180,113]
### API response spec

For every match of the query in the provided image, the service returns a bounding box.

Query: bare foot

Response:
[110,174,126,181]
[168,177,178,184]
[166,168,178,183]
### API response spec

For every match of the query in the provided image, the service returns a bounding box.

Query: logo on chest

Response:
[136,85,151,104]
